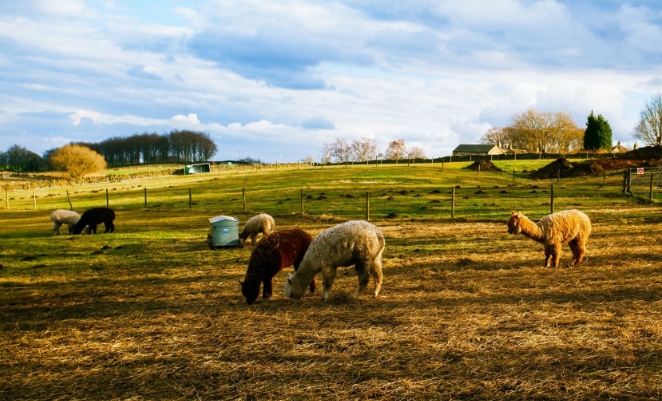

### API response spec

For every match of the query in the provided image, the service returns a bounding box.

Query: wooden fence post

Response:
[106,188,109,207]
[33,189,37,210]
[144,188,147,208]
[189,188,192,209]
[649,173,655,203]
[66,190,73,210]
[550,184,554,214]
[557,169,560,180]
[478,163,481,175]
[451,187,455,219]
[513,169,515,182]
[366,191,370,221]
[300,188,304,214]
[243,188,247,211]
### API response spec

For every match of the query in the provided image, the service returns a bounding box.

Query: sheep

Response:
[72,207,116,234]
[284,220,385,302]
[239,214,275,247]
[507,209,592,268]
[50,209,81,235]
[240,229,316,305]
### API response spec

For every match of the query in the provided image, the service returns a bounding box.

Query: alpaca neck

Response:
[291,261,319,299]
[519,214,544,242]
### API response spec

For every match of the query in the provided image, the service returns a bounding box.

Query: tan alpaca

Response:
[507,210,591,268]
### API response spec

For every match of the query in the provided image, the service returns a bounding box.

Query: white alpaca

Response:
[284,220,385,302]
[50,209,81,235]
[239,214,275,247]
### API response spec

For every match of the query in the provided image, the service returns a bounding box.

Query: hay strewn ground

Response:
[1,166,662,399]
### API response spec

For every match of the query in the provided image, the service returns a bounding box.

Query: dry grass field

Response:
[1,165,662,400]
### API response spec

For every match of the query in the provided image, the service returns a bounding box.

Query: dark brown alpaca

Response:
[240,229,315,305]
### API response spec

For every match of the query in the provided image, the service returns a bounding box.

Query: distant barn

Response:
[452,144,504,157]
[185,163,211,175]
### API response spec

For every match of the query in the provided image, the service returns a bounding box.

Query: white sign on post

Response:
[637,168,644,174]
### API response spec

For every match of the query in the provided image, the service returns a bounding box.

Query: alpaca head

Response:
[283,273,294,298]
[507,211,523,234]
[240,280,260,305]
[239,237,246,248]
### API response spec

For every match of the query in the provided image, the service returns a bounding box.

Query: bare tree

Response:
[331,138,351,163]
[303,155,314,165]
[385,139,407,161]
[481,127,515,148]
[351,138,378,163]
[408,146,427,159]
[509,109,582,153]
[633,93,662,146]
[321,143,332,164]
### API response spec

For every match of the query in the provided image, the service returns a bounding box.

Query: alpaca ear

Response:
[238,280,244,286]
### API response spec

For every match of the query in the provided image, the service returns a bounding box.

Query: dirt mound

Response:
[532,156,662,178]
[464,160,503,172]
[620,146,662,160]
[531,158,603,179]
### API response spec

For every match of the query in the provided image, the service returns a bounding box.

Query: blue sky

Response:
[1,0,662,162]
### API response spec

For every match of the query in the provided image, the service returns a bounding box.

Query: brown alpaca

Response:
[240,229,315,305]
[507,210,591,268]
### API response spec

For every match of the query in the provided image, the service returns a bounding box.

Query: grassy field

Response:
[1,163,662,399]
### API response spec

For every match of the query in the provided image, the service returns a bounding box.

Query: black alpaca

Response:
[72,207,116,234]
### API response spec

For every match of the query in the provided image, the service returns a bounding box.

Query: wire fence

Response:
[2,170,654,222]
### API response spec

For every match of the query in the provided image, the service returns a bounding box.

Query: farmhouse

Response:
[452,144,504,157]
[611,141,628,153]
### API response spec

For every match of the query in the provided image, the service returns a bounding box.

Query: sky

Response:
[1,0,662,162]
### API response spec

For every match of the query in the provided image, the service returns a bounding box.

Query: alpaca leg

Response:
[67,224,74,235]
[322,268,337,302]
[369,258,383,297]
[89,223,97,234]
[309,277,316,294]
[53,222,62,235]
[251,233,257,246]
[568,239,579,266]
[105,221,115,233]
[355,261,370,299]
[544,246,552,267]
[550,244,561,268]
[262,279,273,299]
[575,239,587,266]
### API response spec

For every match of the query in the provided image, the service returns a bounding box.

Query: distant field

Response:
[1,163,661,399]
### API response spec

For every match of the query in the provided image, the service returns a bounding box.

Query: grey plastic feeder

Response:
[207,215,240,249]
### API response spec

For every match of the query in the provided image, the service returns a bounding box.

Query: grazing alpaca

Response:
[284,221,385,302]
[239,214,275,247]
[240,229,315,305]
[72,207,116,234]
[50,209,81,235]
[507,210,591,268]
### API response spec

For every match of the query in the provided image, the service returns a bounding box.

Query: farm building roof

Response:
[452,144,500,153]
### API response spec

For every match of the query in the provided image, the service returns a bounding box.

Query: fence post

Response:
[300,188,304,214]
[557,169,560,181]
[189,188,192,209]
[106,188,109,207]
[33,189,37,210]
[513,169,515,182]
[243,188,247,211]
[478,163,480,175]
[550,184,554,214]
[650,173,655,203]
[442,161,444,171]
[366,191,370,221]
[144,188,147,208]
[66,190,73,210]
[451,187,455,219]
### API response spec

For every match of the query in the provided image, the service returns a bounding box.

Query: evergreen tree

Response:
[584,111,613,151]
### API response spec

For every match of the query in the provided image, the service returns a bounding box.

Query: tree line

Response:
[480,108,613,153]
[320,138,427,164]
[0,130,217,173]
[74,130,217,167]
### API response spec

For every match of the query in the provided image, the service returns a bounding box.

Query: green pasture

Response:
[1,160,651,222]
